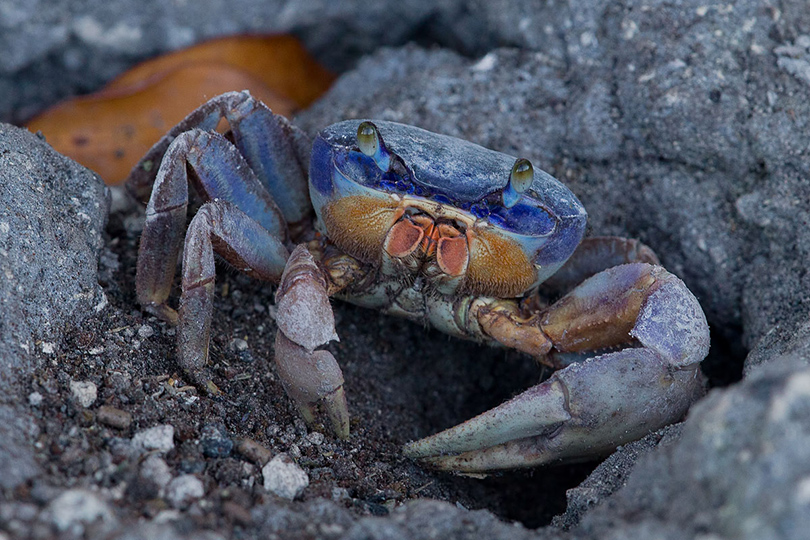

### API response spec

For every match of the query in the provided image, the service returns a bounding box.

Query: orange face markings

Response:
[385,220,424,258]
[437,236,469,277]
[466,228,536,298]
[326,195,536,298]
[322,195,400,263]
[410,214,437,256]
[383,212,472,281]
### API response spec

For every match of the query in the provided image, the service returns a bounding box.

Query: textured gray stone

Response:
[567,353,810,540]
[42,489,118,535]
[0,124,107,373]
[0,124,107,490]
[262,453,309,500]
[131,424,176,454]
[164,474,205,509]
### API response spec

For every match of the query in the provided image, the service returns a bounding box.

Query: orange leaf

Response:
[104,35,334,108]
[26,35,335,184]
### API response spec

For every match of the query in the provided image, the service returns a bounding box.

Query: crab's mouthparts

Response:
[385,212,470,278]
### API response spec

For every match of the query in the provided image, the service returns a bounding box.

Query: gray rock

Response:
[250,498,355,539]
[0,405,40,490]
[69,379,98,407]
[262,453,309,500]
[131,425,175,454]
[111,522,226,540]
[552,424,684,530]
[0,123,107,378]
[139,454,172,492]
[343,499,540,540]
[0,124,107,491]
[776,35,810,86]
[200,422,233,458]
[745,321,810,377]
[164,474,205,509]
[42,489,117,535]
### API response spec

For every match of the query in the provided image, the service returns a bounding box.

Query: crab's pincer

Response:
[404,263,707,471]
[274,245,349,438]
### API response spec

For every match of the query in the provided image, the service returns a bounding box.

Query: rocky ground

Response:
[1,0,810,539]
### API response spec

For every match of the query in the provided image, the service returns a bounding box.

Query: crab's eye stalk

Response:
[357,121,391,172]
[501,158,534,208]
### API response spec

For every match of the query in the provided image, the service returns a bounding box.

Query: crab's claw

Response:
[274,245,350,438]
[404,264,708,472]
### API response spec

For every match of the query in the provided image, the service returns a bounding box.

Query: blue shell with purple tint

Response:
[309,120,587,277]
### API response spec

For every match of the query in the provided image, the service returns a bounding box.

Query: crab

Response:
[126,91,709,473]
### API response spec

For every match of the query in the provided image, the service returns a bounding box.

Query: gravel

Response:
[165,475,205,509]
[131,425,176,454]
[69,380,98,407]
[262,453,310,500]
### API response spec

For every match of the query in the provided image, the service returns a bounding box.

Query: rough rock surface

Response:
[2,0,559,123]
[0,124,108,495]
[1,0,810,539]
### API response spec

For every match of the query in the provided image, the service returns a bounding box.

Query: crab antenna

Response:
[502,158,534,209]
[357,121,392,172]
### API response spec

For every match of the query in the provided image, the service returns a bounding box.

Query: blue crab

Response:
[127,91,709,473]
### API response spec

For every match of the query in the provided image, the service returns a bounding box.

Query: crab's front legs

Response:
[405,263,708,472]
[273,245,350,437]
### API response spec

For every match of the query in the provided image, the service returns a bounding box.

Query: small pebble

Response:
[139,455,171,491]
[69,380,97,408]
[262,453,309,500]
[132,425,175,454]
[306,432,325,445]
[165,474,204,509]
[96,405,132,429]
[153,509,181,524]
[288,443,301,459]
[138,324,154,338]
[28,392,43,406]
[230,338,248,352]
[200,423,233,458]
[331,487,350,501]
[236,438,273,466]
[46,489,116,533]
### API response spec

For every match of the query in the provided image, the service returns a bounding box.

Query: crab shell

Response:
[308,120,588,298]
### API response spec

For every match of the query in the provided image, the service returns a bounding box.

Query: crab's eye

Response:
[357,122,378,156]
[501,158,534,208]
[357,121,391,172]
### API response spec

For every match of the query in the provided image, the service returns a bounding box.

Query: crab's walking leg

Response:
[179,201,289,388]
[273,245,349,438]
[128,91,311,227]
[135,129,288,323]
[404,263,708,472]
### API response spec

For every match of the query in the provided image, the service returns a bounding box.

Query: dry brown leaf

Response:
[104,35,334,108]
[26,35,334,184]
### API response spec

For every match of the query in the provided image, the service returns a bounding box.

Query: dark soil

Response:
[24,194,598,534]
